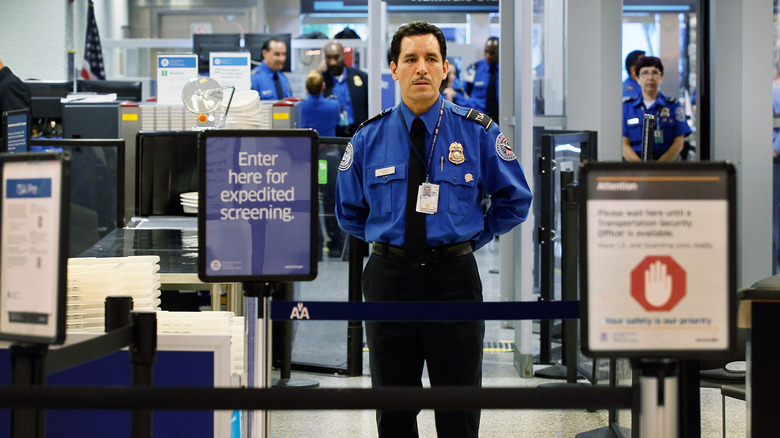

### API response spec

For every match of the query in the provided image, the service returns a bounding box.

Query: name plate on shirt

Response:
[375,166,395,177]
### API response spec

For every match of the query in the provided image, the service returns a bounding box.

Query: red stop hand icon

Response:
[630,256,686,311]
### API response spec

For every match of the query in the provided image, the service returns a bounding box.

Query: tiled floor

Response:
[270,242,746,437]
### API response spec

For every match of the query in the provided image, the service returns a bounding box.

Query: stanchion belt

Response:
[270,300,579,321]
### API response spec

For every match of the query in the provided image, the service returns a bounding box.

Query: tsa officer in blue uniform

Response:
[463,36,500,120]
[301,69,340,137]
[250,37,292,100]
[622,50,645,98]
[336,21,532,438]
[323,41,369,137]
[622,56,691,161]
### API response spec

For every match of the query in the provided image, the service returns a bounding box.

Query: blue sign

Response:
[5,113,28,153]
[158,56,198,69]
[6,178,52,198]
[212,56,249,66]
[199,130,318,282]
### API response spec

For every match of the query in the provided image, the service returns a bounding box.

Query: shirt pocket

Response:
[432,165,478,216]
[366,162,406,215]
[627,122,643,143]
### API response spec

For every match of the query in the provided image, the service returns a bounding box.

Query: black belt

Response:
[371,241,474,265]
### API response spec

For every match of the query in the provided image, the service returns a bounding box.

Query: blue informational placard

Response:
[198,130,318,282]
[1,109,30,153]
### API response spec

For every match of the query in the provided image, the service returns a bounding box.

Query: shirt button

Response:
[453,177,457,182]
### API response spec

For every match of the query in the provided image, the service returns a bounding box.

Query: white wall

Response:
[0,0,71,80]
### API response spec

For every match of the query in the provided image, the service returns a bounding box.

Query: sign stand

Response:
[198,129,319,438]
[579,161,736,436]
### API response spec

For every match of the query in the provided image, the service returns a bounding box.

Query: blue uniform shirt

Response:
[622,92,691,158]
[622,77,640,98]
[301,94,340,137]
[335,96,532,250]
[327,70,355,126]
[250,62,292,100]
[463,59,497,114]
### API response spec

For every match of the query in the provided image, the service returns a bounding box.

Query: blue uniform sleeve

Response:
[473,126,533,249]
[335,134,368,241]
[672,102,692,138]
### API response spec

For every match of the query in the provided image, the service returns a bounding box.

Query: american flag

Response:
[81,1,105,80]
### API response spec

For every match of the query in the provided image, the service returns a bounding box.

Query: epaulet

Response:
[358,108,391,129]
[451,106,493,131]
[623,95,637,103]
[664,96,678,104]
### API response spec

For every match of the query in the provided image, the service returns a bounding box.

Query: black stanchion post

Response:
[347,235,367,376]
[641,114,655,162]
[130,311,157,438]
[537,171,582,381]
[105,296,133,332]
[11,343,48,438]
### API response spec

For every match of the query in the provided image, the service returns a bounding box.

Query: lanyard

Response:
[398,99,444,182]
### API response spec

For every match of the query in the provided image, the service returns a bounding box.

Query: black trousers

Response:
[362,252,484,438]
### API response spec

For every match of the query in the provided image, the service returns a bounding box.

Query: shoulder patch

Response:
[665,96,678,104]
[338,142,354,171]
[495,133,516,161]
[623,95,637,103]
[457,108,494,131]
[358,108,390,129]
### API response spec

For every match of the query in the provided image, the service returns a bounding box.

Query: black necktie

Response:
[405,118,427,265]
[273,72,284,99]
[486,65,498,120]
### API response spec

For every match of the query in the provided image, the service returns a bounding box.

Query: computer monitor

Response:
[136,131,200,216]
[243,33,292,72]
[28,138,125,257]
[77,79,143,102]
[192,33,241,74]
[24,80,74,121]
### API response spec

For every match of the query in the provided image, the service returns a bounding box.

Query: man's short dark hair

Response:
[262,37,285,52]
[390,21,447,66]
[625,50,646,73]
[634,56,664,75]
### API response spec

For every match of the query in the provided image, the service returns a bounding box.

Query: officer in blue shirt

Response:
[463,37,499,120]
[323,41,369,137]
[301,69,340,137]
[336,21,531,438]
[622,56,691,161]
[250,38,292,100]
[441,62,468,106]
[622,50,645,98]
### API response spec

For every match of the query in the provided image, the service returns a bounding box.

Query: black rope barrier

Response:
[0,386,631,411]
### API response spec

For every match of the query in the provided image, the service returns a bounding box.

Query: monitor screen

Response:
[25,81,74,121]
[77,79,143,102]
[243,33,292,73]
[136,131,200,217]
[192,33,241,74]
[28,138,125,258]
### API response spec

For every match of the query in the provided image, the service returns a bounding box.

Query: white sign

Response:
[582,164,734,357]
[157,54,199,105]
[1,158,62,341]
[587,199,728,351]
[209,52,251,98]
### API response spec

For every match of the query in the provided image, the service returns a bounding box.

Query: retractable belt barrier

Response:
[269,300,580,321]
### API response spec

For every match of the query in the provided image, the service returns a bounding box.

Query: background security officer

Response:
[335,21,532,438]
[622,56,691,161]
[462,36,500,121]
